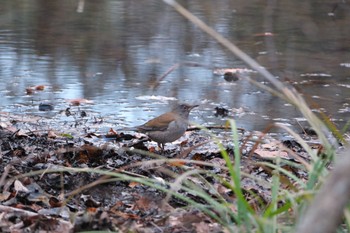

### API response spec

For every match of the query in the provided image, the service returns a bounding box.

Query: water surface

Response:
[0,0,349,132]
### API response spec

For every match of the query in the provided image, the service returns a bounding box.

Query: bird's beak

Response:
[190,104,199,110]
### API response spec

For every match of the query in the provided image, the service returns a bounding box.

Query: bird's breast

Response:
[147,119,188,143]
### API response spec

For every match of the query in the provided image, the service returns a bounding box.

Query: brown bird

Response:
[126,103,198,151]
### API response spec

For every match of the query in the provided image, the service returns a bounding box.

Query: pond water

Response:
[0,0,349,133]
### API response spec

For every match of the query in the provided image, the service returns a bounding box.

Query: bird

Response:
[125,103,198,151]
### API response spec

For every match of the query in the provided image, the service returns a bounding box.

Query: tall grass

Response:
[158,0,343,232]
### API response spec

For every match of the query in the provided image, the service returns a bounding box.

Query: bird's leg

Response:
[157,142,165,153]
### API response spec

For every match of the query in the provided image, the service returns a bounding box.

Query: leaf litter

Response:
[0,108,341,232]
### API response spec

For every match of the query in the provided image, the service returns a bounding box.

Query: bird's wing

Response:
[138,112,176,132]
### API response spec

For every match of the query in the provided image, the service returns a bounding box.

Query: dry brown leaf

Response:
[254,148,289,159]
[134,196,152,211]
[67,98,94,106]
[108,128,118,135]
[168,161,186,166]
[16,129,29,137]
[26,87,35,95]
[48,130,58,138]
[49,197,63,208]
[0,191,12,201]
[35,85,45,90]
[129,181,140,188]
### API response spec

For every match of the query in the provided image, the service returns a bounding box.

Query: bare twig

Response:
[151,61,218,89]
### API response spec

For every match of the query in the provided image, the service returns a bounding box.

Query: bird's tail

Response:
[116,126,139,132]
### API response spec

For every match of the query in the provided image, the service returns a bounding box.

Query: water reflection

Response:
[0,0,349,131]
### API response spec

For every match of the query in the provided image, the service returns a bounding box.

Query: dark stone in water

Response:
[214,106,229,117]
[224,72,239,82]
[39,103,54,111]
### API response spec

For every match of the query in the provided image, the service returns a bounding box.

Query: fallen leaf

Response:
[168,161,186,166]
[67,98,94,106]
[129,181,140,188]
[0,191,12,201]
[48,130,58,138]
[14,180,29,193]
[35,85,45,90]
[49,197,63,207]
[254,149,289,159]
[108,128,118,135]
[26,87,35,95]
[134,196,152,211]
